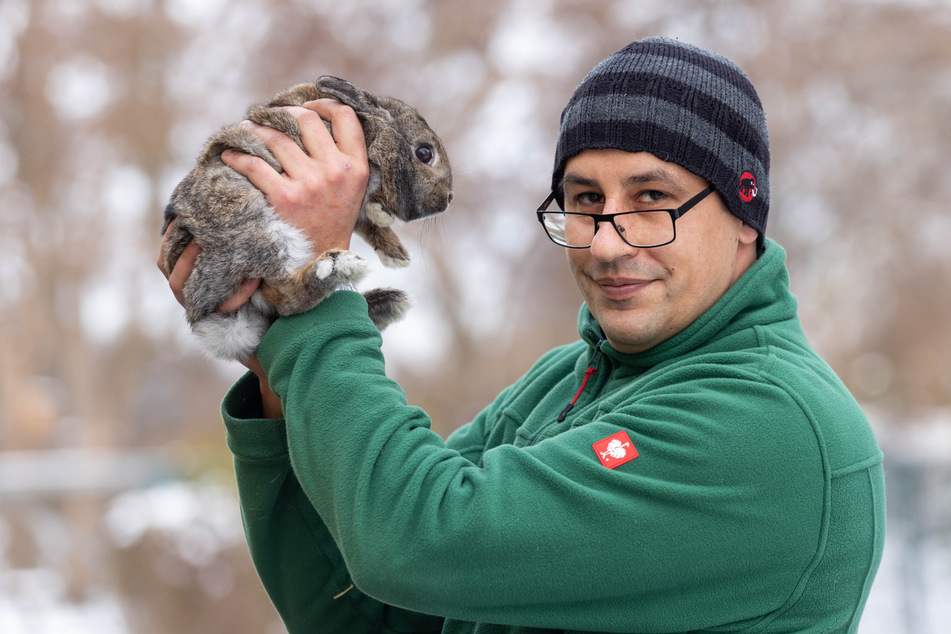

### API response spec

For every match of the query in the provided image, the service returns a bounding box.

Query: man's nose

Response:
[589,201,636,260]
[589,220,628,259]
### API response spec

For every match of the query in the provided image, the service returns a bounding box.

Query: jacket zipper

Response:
[529,340,605,445]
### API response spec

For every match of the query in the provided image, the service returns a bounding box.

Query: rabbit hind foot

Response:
[363,287,412,330]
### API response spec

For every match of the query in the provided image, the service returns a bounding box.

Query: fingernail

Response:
[239,119,255,128]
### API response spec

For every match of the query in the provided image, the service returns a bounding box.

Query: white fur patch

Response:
[334,251,369,280]
[309,251,368,286]
[365,202,394,227]
[314,258,334,280]
[249,290,276,316]
[267,216,314,272]
[375,249,411,268]
[193,305,270,360]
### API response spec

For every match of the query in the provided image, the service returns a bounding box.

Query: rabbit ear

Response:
[267,82,321,107]
[315,76,379,113]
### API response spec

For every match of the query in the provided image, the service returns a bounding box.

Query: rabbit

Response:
[159,75,453,361]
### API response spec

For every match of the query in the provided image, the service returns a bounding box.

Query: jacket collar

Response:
[577,240,799,369]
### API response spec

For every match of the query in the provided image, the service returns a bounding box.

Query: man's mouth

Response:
[593,276,655,301]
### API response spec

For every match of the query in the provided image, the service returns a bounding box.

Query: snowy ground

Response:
[1,443,948,633]
[3,532,944,633]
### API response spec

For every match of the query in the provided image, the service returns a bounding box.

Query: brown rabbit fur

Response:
[160,76,453,360]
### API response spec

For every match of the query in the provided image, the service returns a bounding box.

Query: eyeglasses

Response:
[536,186,715,249]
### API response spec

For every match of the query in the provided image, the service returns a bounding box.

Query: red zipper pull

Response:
[557,365,598,422]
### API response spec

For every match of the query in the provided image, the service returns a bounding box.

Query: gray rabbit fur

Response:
[160,76,453,360]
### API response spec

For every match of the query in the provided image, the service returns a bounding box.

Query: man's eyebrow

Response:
[562,169,691,192]
[561,173,598,188]
[622,169,690,191]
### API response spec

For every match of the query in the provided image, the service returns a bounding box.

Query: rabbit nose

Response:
[447,192,454,205]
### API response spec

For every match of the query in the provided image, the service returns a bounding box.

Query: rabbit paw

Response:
[312,249,368,284]
[374,244,411,268]
[264,250,368,316]
[363,287,412,330]
[357,222,411,268]
[365,202,395,227]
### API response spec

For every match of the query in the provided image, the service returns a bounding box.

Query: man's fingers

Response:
[220,99,368,256]
[223,102,366,191]
[168,240,201,307]
[302,99,367,162]
[221,146,284,194]
[234,112,321,180]
[157,219,179,277]
[163,238,258,314]
[218,278,262,314]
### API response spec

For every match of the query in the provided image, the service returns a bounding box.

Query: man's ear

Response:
[738,222,759,246]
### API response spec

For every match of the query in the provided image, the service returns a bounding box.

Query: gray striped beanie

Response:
[553,37,770,249]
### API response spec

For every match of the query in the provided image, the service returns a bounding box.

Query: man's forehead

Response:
[562,164,693,193]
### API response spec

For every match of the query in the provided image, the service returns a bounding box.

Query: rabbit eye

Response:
[414,144,435,165]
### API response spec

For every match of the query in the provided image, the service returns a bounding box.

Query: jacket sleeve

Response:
[222,372,444,634]
[254,291,828,631]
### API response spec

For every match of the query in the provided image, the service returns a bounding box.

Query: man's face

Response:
[563,149,759,354]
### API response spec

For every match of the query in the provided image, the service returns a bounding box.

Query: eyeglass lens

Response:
[543,211,674,248]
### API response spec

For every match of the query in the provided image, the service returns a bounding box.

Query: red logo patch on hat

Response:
[593,430,638,469]
[739,172,758,202]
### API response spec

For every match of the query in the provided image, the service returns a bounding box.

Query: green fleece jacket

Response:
[222,240,885,633]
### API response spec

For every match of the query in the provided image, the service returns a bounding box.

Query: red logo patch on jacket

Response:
[593,430,638,469]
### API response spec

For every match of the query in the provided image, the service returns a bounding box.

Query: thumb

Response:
[218,278,263,313]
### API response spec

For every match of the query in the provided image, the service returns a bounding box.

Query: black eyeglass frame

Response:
[535,185,716,249]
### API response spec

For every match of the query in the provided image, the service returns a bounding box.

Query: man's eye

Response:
[640,190,667,204]
[575,192,604,206]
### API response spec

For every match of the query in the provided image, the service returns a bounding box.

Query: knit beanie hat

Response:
[553,37,770,249]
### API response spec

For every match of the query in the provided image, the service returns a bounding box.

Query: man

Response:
[162,37,885,633]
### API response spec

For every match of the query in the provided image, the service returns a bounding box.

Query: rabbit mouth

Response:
[389,187,452,222]
[406,192,452,221]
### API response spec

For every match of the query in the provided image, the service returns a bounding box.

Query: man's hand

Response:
[221,98,369,255]
[157,223,262,314]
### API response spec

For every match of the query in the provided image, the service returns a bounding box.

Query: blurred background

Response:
[0,0,949,631]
